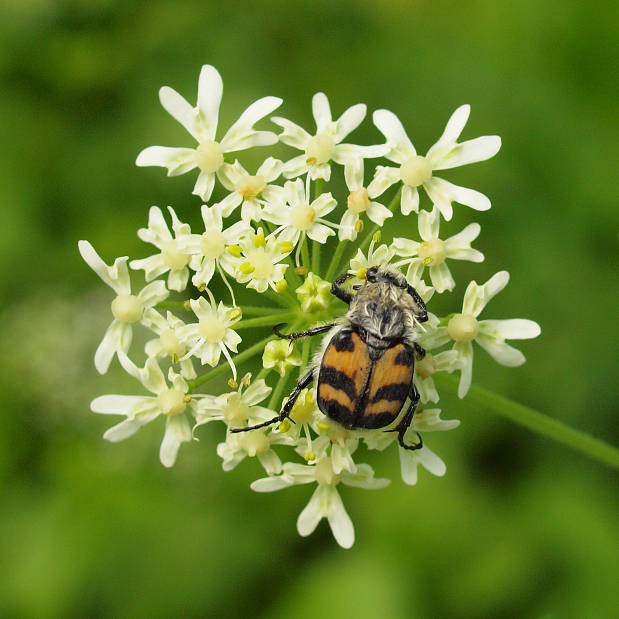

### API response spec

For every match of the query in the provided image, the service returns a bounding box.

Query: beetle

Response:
[231,265,428,450]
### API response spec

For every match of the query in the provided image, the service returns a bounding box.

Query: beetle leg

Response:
[230,369,315,433]
[330,272,354,304]
[413,342,426,360]
[394,382,423,451]
[273,323,335,341]
[405,285,428,323]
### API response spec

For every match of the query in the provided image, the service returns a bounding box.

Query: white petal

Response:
[281,154,308,179]
[425,104,470,163]
[243,379,272,406]
[78,241,130,294]
[401,184,419,216]
[135,146,197,176]
[480,318,541,340]
[391,237,419,257]
[159,414,192,467]
[335,103,366,142]
[312,92,332,132]
[94,320,127,374]
[158,86,199,140]
[216,192,243,217]
[417,446,447,476]
[271,117,311,149]
[193,170,216,201]
[257,156,283,181]
[367,165,400,198]
[257,450,282,475]
[221,96,282,151]
[429,262,455,293]
[341,463,390,489]
[312,192,337,217]
[417,208,440,241]
[461,271,509,318]
[455,341,474,398]
[475,332,526,367]
[297,486,326,537]
[433,135,501,170]
[399,448,419,485]
[307,223,335,243]
[366,201,393,226]
[192,259,216,288]
[250,476,292,492]
[338,209,358,241]
[196,65,223,140]
[344,157,364,190]
[285,178,306,207]
[167,268,189,292]
[138,280,169,307]
[91,395,151,415]
[216,161,244,190]
[423,177,453,221]
[326,487,355,549]
[103,418,144,442]
[372,109,415,162]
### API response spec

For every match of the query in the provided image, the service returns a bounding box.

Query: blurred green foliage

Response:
[0,0,617,617]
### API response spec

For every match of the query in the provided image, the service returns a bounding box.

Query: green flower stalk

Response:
[80,64,617,549]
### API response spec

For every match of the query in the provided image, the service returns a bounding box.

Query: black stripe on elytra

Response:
[331,330,355,352]
[394,347,414,366]
[318,396,355,427]
[319,366,357,401]
[371,382,410,403]
[358,411,400,429]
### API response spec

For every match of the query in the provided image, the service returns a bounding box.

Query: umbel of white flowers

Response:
[80,65,540,548]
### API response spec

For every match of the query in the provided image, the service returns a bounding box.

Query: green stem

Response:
[188,335,276,392]
[312,240,321,276]
[325,240,349,282]
[301,236,311,271]
[241,306,292,316]
[359,186,402,253]
[300,337,311,379]
[263,288,295,309]
[233,312,297,330]
[435,374,619,470]
[155,301,189,311]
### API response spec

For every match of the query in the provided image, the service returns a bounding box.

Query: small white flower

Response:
[262,339,302,376]
[262,178,337,259]
[392,207,484,293]
[143,310,196,379]
[130,206,193,292]
[136,65,282,201]
[368,105,501,220]
[78,240,169,374]
[420,271,541,397]
[272,92,386,181]
[176,296,242,379]
[194,376,273,429]
[338,158,393,241]
[414,350,461,403]
[348,238,394,279]
[229,226,291,293]
[399,444,447,486]
[177,204,250,291]
[91,352,199,467]
[251,456,389,549]
[216,157,285,222]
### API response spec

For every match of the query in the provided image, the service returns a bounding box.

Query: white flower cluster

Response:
[80,65,540,548]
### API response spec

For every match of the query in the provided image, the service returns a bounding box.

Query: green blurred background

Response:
[1,0,617,617]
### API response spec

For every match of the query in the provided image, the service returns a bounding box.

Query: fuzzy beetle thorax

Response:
[348,282,415,343]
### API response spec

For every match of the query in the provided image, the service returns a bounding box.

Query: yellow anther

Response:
[304,391,313,404]
[275,279,288,293]
[239,262,255,274]
[241,373,251,387]
[372,230,381,243]
[227,378,238,389]
[278,419,291,433]
[183,300,191,311]
[278,241,294,253]
[354,220,364,233]
[253,234,266,248]
[227,245,242,257]
[304,451,316,462]
[317,421,330,431]
[172,354,179,364]
[295,266,308,276]
[183,394,192,403]
[423,256,433,266]
[356,268,368,280]
[228,307,242,320]
[198,284,206,292]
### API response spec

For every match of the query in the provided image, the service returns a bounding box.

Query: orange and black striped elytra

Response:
[231,265,429,450]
